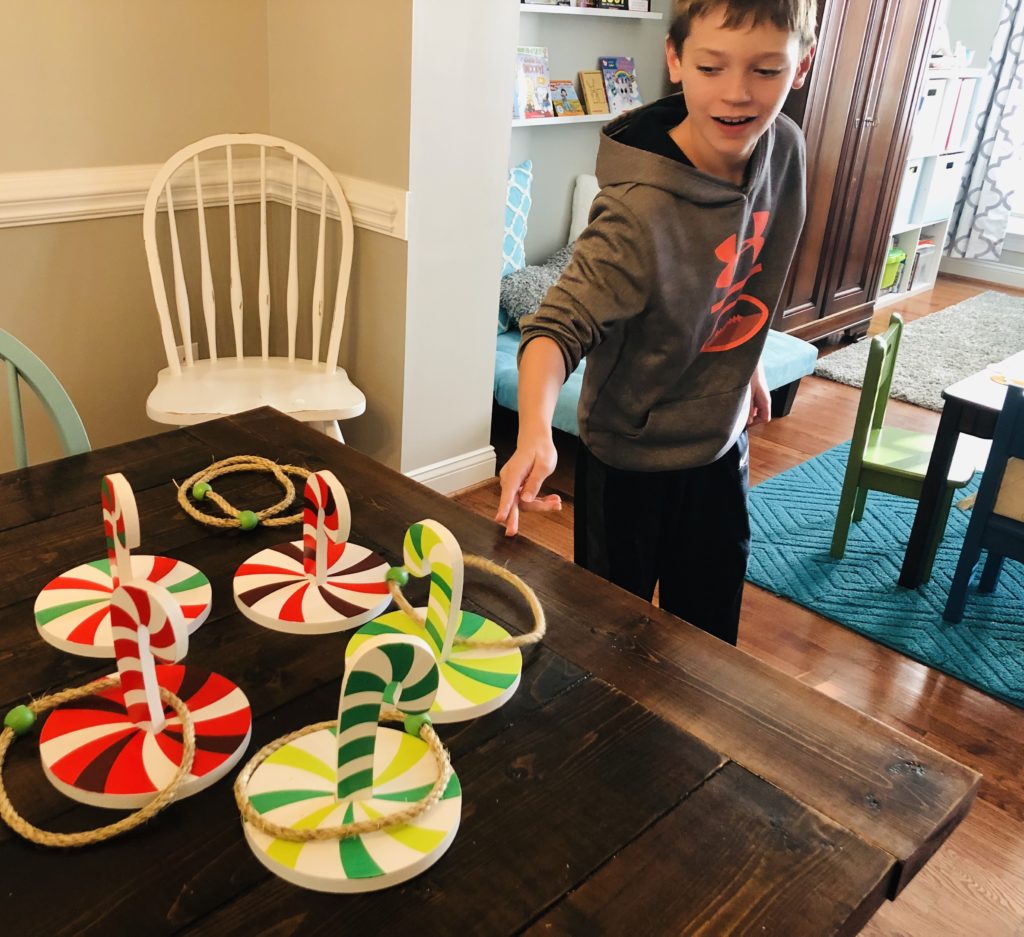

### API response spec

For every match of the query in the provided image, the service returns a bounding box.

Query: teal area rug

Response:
[747,443,1024,708]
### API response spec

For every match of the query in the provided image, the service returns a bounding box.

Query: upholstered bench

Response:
[494,327,817,436]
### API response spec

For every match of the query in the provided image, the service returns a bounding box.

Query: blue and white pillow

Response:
[502,159,533,277]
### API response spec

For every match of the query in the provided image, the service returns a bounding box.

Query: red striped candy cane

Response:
[101,473,141,588]
[110,580,189,732]
[302,471,352,584]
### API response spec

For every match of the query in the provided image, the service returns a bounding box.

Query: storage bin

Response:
[881,245,907,290]
[892,158,923,228]
[909,241,936,290]
[911,153,966,224]
[945,77,980,151]
[909,77,950,156]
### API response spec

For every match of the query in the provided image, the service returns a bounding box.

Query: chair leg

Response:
[943,541,981,623]
[308,420,344,442]
[853,488,869,523]
[831,480,861,560]
[979,552,1004,593]
[922,488,956,583]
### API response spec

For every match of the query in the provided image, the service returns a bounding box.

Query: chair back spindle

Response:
[192,156,218,362]
[258,146,271,361]
[226,145,244,357]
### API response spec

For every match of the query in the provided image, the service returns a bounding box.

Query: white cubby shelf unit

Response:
[875,66,984,308]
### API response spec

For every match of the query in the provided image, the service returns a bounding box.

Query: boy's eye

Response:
[754,68,785,77]
[696,65,720,74]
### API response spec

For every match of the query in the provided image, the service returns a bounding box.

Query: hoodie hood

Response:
[597,94,772,206]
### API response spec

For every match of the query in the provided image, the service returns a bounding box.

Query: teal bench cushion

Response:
[494,328,816,437]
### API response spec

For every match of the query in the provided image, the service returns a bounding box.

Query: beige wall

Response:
[267,0,412,189]
[1,0,414,474]
[0,0,270,172]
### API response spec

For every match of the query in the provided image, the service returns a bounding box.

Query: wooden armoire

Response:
[778,0,942,340]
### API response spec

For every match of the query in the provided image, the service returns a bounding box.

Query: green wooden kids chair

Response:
[829,314,978,581]
[1,329,90,469]
[944,384,1024,623]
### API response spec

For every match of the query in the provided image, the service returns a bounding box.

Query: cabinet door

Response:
[778,0,939,339]
[818,0,940,328]
[777,0,878,333]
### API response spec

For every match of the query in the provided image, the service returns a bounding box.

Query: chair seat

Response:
[863,426,984,486]
[146,357,365,426]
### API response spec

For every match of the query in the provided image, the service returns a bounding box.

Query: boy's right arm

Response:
[495,336,566,537]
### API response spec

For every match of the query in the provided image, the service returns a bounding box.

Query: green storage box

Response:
[881,246,907,290]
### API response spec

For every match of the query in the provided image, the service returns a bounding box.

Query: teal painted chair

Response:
[1,329,90,469]
[830,314,978,581]
[944,384,1024,623]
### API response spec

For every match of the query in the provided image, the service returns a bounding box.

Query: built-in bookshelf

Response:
[512,113,612,128]
[520,5,662,20]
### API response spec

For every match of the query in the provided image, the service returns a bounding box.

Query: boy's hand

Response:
[748,361,772,426]
[495,437,562,537]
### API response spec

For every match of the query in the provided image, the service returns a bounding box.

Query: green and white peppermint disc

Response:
[348,520,522,723]
[241,633,460,893]
[241,724,461,893]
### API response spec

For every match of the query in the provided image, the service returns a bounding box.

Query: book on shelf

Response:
[599,56,642,116]
[513,46,555,120]
[550,79,586,116]
[578,70,610,114]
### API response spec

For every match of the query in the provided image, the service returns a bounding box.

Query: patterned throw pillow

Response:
[502,160,533,277]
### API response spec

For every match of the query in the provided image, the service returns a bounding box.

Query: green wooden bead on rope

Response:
[177,455,311,530]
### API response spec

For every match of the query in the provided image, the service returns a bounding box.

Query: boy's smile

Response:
[665,8,814,184]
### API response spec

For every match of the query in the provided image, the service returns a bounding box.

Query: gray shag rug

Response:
[814,290,1024,411]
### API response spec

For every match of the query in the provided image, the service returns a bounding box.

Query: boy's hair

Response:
[669,0,817,53]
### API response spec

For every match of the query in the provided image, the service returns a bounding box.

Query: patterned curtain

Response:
[945,0,1024,260]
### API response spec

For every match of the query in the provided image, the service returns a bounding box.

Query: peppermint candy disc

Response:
[39,663,252,809]
[34,555,212,658]
[242,724,461,892]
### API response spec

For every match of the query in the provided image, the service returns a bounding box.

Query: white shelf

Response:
[875,281,934,309]
[520,5,662,19]
[512,113,613,127]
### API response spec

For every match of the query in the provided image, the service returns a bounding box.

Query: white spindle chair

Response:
[143,134,364,440]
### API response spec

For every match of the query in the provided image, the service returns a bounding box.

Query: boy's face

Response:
[665,7,814,181]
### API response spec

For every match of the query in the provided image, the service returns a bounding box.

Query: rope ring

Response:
[233,709,452,842]
[387,554,546,650]
[0,677,196,848]
[177,455,310,529]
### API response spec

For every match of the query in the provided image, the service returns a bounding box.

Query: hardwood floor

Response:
[455,275,1024,937]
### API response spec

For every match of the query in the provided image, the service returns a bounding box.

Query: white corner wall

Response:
[402,0,519,488]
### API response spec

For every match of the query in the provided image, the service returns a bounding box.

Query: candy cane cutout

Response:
[347,519,523,723]
[39,578,252,809]
[240,634,461,893]
[35,475,212,658]
[102,473,140,588]
[302,471,351,583]
[111,581,188,732]
[335,632,439,800]
[234,470,390,634]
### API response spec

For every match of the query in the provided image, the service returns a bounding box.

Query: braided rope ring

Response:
[233,709,452,841]
[0,677,196,848]
[388,553,545,650]
[177,455,311,529]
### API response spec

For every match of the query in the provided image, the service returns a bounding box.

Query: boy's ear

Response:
[791,44,816,90]
[665,35,684,84]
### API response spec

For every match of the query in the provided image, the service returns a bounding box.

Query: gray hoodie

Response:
[519,93,806,471]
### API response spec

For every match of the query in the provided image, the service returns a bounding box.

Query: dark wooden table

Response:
[0,409,979,936]
[899,351,1022,588]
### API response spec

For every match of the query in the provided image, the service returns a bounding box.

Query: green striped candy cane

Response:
[402,520,463,663]
[348,518,523,722]
[336,633,439,800]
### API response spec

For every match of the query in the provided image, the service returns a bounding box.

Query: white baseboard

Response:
[405,446,496,495]
[939,256,1024,289]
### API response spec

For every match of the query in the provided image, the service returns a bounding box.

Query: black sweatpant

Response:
[574,433,750,645]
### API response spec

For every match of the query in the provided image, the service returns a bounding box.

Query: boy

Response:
[495,0,816,646]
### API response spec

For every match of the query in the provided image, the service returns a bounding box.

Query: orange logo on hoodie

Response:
[702,211,770,352]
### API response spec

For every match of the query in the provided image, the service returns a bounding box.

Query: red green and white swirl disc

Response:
[39,664,252,809]
[233,540,391,635]
[241,725,461,892]
[34,555,212,658]
[348,612,522,723]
